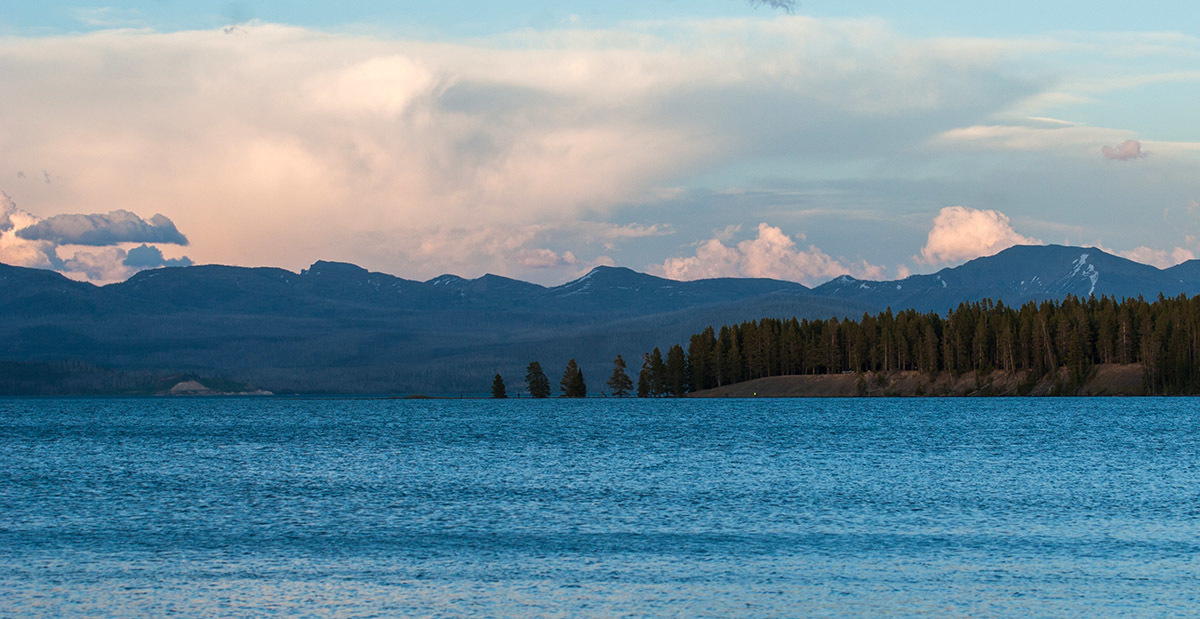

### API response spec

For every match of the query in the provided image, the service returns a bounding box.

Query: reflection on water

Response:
[2,397,1199,616]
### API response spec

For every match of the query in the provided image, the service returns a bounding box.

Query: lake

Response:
[2,397,1199,616]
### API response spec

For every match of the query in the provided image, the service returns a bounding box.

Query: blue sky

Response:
[1,2,1198,284]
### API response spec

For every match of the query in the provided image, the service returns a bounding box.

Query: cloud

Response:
[1102,139,1145,160]
[517,248,577,269]
[61,245,193,284]
[1,193,192,282]
[0,193,61,269]
[1116,245,1195,269]
[918,205,1041,266]
[61,248,134,283]
[657,223,885,285]
[3,22,1197,282]
[123,243,194,268]
[0,20,1047,279]
[16,210,188,246]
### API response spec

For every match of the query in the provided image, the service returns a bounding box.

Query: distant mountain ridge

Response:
[4,244,1200,394]
[813,244,1200,312]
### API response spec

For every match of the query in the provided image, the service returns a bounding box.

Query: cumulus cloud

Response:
[918,205,1041,267]
[1102,139,1145,160]
[657,223,885,285]
[4,21,1197,281]
[123,243,194,268]
[17,210,188,246]
[0,20,1048,279]
[0,193,192,282]
[0,193,61,269]
[61,248,134,283]
[60,245,193,283]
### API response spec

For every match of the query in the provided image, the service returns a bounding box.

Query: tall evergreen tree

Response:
[665,344,687,397]
[637,353,652,397]
[607,354,634,397]
[525,361,551,398]
[491,373,507,399]
[649,347,667,397]
[560,358,587,398]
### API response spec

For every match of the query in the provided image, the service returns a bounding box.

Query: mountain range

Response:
[4,244,1200,394]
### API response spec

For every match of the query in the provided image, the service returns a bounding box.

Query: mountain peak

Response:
[426,274,467,287]
[303,261,368,278]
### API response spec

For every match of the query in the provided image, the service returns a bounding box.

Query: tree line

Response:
[671,294,1200,396]
[490,359,589,398]
[494,294,1200,397]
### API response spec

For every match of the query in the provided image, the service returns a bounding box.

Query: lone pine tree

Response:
[491,373,507,399]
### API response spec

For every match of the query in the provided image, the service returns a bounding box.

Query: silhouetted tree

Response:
[525,361,550,398]
[637,353,652,398]
[491,373,507,399]
[649,347,666,397]
[607,354,633,397]
[560,358,587,398]
[665,344,687,396]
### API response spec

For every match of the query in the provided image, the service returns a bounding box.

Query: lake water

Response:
[2,397,1199,617]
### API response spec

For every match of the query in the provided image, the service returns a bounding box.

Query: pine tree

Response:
[607,354,634,397]
[491,373,507,399]
[649,347,666,396]
[525,361,551,398]
[665,344,687,396]
[560,358,586,398]
[637,353,652,397]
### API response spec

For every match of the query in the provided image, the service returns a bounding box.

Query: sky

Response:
[1,2,1199,285]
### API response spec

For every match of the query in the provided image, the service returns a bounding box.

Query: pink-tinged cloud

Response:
[1116,245,1195,269]
[0,192,192,283]
[517,248,577,269]
[1101,139,1144,160]
[0,193,59,270]
[657,223,885,285]
[0,20,1048,280]
[918,205,1040,266]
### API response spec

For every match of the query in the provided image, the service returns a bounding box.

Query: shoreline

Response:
[687,364,1146,398]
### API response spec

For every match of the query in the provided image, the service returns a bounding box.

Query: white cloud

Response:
[657,223,885,285]
[918,205,1041,266]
